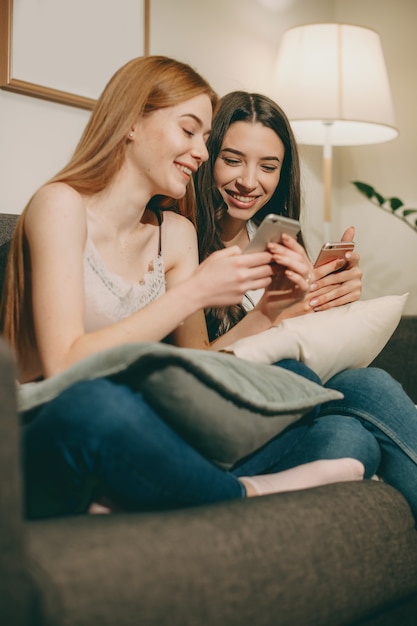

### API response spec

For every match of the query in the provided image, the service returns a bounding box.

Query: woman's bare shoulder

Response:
[25,182,86,234]
[28,181,83,211]
[161,211,199,274]
[162,210,197,238]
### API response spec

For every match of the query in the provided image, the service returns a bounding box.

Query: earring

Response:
[128,131,134,139]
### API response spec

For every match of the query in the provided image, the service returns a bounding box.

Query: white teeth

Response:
[177,164,193,176]
[230,192,256,203]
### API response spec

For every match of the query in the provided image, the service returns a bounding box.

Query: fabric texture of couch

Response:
[1,212,417,626]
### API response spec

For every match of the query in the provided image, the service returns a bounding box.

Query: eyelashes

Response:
[220,156,278,173]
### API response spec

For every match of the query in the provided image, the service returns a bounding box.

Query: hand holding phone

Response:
[314,241,355,271]
[244,214,300,254]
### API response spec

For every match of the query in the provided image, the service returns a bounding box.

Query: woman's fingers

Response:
[196,247,275,306]
[267,235,313,288]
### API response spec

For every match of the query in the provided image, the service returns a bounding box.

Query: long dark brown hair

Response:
[194,91,302,340]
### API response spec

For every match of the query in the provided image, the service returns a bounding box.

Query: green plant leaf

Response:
[390,197,404,211]
[352,181,374,198]
[351,181,417,233]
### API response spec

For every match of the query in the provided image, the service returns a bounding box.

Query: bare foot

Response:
[88,501,112,515]
[240,458,364,497]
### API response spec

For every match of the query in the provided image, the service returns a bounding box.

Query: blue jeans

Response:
[23,361,417,520]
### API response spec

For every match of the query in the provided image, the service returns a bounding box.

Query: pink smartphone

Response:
[314,241,355,270]
[244,214,300,254]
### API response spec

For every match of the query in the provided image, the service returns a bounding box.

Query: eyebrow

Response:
[220,147,281,162]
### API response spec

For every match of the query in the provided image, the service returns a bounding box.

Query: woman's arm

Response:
[26,184,275,376]
[165,213,281,349]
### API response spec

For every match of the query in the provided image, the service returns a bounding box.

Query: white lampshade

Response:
[274,23,398,146]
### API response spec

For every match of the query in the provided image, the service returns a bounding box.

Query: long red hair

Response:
[0,56,217,363]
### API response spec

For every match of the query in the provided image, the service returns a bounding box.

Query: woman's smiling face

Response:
[213,121,285,222]
[129,94,212,200]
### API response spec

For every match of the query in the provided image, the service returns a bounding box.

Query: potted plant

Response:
[352,181,417,233]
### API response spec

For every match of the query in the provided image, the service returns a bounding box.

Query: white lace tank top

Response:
[83,211,166,332]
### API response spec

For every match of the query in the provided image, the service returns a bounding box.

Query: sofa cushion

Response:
[18,343,341,469]
[371,315,417,403]
[0,213,19,297]
[25,481,417,626]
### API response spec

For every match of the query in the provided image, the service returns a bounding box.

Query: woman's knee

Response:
[327,367,406,409]
[329,366,396,392]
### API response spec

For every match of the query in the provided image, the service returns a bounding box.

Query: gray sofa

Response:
[1,212,417,626]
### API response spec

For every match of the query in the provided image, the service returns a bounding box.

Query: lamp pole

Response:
[322,122,333,242]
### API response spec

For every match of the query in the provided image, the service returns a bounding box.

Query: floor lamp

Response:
[274,23,398,240]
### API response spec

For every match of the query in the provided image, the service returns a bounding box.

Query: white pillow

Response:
[223,294,408,383]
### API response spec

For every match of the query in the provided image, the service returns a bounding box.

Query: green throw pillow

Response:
[18,342,342,469]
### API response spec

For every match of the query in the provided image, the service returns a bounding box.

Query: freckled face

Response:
[213,121,285,223]
[128,94,212,199]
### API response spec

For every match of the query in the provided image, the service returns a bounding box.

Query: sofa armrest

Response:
[0,338,38,625]
[26,480,417,626]
[0,213,19,297]
[0,338,23,534]
[371,316,417,403]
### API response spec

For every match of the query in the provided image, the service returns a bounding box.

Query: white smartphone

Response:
[314,241,355,269]
[244,214,300,254]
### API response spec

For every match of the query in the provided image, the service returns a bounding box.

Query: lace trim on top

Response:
[84,221,165,332]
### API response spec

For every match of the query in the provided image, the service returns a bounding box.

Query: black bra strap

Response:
[150,208,163,256]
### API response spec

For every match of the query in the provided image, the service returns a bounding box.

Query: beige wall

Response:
[1,0,416,311]
[333,0,417,310]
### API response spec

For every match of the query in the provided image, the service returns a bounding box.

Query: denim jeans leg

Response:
[232,412,381,478]
[233,359,381,478]
[23,378,244,518]
[322,367,417,519]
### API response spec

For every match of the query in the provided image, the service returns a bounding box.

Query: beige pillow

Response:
[223,294,408,383]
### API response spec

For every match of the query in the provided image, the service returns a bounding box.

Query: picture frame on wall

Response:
[0,0,150,110]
